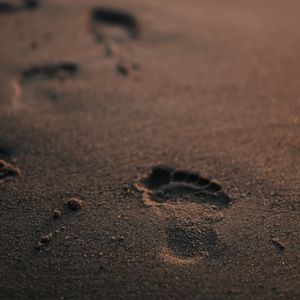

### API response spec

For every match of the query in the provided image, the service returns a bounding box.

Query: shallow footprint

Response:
[22,63,79,81]
[0,0,39,14]
[89,7,140,43]
[34,198,85,254]
[88,7,141,78]
[135,165,231,209]
[164,223,218,261]
[0,139,14,159]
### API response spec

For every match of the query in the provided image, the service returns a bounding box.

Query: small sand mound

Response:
[53,209,61,218]
[67,198,85,210]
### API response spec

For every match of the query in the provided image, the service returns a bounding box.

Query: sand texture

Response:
[0,0,299,299]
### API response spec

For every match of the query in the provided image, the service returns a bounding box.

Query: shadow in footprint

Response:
[166,224,218,259]
[135,166,231,209]
[90,7,139,42]
[0,140,14,159]
[22,63,79,81]
[0,0,39,14]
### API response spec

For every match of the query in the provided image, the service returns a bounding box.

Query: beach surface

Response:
[0,0,299,299]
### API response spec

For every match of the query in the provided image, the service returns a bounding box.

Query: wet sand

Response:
[0,0,299,299]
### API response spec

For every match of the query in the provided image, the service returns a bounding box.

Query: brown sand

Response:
[0,0,299,299]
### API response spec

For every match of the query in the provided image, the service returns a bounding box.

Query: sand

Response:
[0,0,299,299]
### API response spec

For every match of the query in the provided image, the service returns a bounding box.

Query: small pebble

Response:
[53,209,61,218]
[111,235,125,241]
[67,198,85,210]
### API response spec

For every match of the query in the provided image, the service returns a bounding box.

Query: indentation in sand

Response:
[134,166,229,264]
[166,224,218,259]
[134,165,231,209]
[89,8,140,43]
[22,63,78,81]
[9,63,79,110]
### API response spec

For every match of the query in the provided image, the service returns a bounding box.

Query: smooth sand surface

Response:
[0,0,299,299]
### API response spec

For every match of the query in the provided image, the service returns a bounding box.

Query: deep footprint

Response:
[135,166,231,208]
[22,63,79,81]
[0,0,38,14]
[89,7,139,42]
[166,224,218,259]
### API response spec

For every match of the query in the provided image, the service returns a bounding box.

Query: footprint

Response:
[22,63,79,81]
[10,63,79,110]
[134,165,230,264]
[89,8,139,43]
[88,7,141,78]
[0,0,39,14]
[135,165,231,209]
[0,140,14,159]
[164,223,219,261]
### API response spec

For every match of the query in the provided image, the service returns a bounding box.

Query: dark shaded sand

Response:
[0,0,299,299]
[0,0,38,14]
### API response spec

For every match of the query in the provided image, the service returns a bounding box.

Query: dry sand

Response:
[0,0,299,299]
